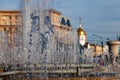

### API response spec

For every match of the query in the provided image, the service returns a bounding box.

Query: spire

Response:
[79,18,82,28]
[77,18,87,36]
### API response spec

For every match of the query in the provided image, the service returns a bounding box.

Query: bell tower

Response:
[77,19,87,46]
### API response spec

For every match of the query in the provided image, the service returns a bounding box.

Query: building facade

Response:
[48,9,79,63]
[22,7,80,64]
[49,9,74,44]
[0,10,22,47]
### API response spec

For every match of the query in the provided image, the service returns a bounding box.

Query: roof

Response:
[49,9,61,15]
[77,27,87,35]
[0,10,21,13]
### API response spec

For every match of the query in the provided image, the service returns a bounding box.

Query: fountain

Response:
[20,0,79,79]
[22,0,80,64]
[0,31,8,65]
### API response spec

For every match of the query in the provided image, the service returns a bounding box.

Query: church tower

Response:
[77,19,87,46]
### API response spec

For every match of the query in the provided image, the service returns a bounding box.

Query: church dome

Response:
[77,24,87,35]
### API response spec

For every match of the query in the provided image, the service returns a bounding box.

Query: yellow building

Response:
[49,9,73,44]
[0,10,22,47]
[88,43,108,56]
[0,9,73,47]
[90,44,103,56]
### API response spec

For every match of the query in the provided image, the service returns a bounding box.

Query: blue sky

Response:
[0,0,21,10]
[0,0,120,42]
[53,0,120,41]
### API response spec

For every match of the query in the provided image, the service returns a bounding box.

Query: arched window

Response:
[60,17,66,25]
[66,19,71,27]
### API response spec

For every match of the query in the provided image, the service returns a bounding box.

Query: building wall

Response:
[0,9,79,64]
[47,9,79,63]
[0,9,73,46]
[0,10,22,46]
[89,44,109,56]
[49,9,74,44]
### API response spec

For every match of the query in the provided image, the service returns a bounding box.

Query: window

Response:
[9,27,12,31]
[4,21,6,25]
[61,17,66,25]
[3,16,6,20]
[9,22,12,25]
[9,16,12,20]
[4,27,6,31]
[15,27,17,31]
[66,19,71,27]
[3,16,6,25]
[15,16,18,20]
[15,22,18,25]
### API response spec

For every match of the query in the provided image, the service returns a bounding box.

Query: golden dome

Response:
[77,27,87,35]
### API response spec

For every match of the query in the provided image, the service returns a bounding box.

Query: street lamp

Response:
[93,34,104,54]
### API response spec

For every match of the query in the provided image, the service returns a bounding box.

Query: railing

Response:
[0,63,120,78]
